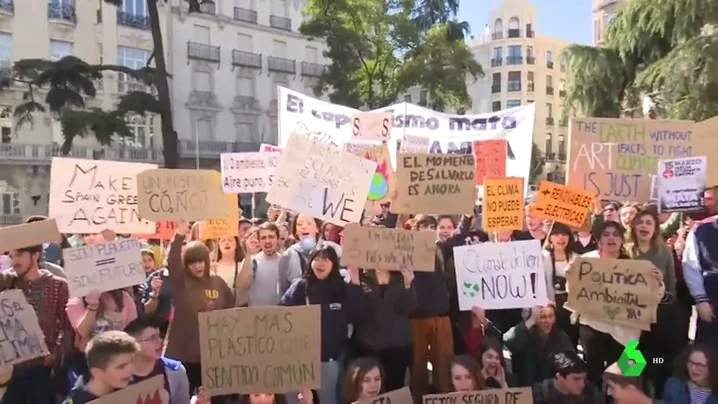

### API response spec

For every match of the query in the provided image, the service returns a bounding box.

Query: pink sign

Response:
[260,143,282,152]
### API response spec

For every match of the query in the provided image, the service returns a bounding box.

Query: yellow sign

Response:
[530,181,595,228]
[199,192,239,239]
[482,177,524,232]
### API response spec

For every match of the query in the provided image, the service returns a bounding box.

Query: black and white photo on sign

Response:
[657,156,707,213]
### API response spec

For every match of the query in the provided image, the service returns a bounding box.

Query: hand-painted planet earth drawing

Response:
[368,172,388,200]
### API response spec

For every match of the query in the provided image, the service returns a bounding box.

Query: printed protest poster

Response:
[453,240,547,311]
[529,181,595,228]
[565,258,658,330]
[266,132,377,226]
[0,219,62,252]
[341,224,436,271]
[260,143,282,152]
[482,177,524,232]
[657,156,707,213]
[199,305,321,395]
[473,139,507,186]
[400,135,430,154]
[423,387,532,404]
[220,152,279,193]
[199,193,239,239]
[0,289,50,365]
[63,238,146,298]
[88,375,167,404]
[137,169,227,221]
[49,158,157,233]
[355,387,413,404]
[393,153,475,214]
[568,117,694,202]
[352,143,394,206]
[344,142,373,154]
[133,220,177,240]
[352,112,392,142]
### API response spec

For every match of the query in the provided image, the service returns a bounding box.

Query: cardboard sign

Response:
[266,132,376,226]
[220,152,279,193]
[88,375,167,404]
[137,169,227,221]
[423,387,533,404]
[49,158,157,233]
[567,117,694,202]
[199,193,239,239]
[693,115,718,187]
[133,220,177,240]
[0,219,62,252]
[0,289,50,365]
[393,153,475,214]
[453,240,548,311]
[355,387,413,404]
[63,238,146,298]
[473,139,507,186]
[351,112,392,142]
[352,143,395,205]
[341,224,436,271]
[657,156,707,213]
[199,305,321,395]
[399,135,430,153]
[565,258,658,330]
[482,177,524,232]
[260,143,282,152]
[529,181,595,228]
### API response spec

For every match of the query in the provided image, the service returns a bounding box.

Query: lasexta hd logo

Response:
[617,340,647,376]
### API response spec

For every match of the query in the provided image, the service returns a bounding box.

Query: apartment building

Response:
[592,0,625,45]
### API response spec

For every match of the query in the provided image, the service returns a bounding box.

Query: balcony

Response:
[48,3,76,23]
[491,32,503,40]
[117,11,150,30]
[507,29,521,38]
[546,117,555,125]
[490,58,502,67]
[506,56,523,65]
[233,7,257,24]
[546,86,554,95]
[526,56,535,65]
[232,50,262,69]
[545,152,556,161]
[179,139,261,158]
[268,56,296,74]
[527,83,535,92]
[507,82,521,92]
[547,61,554,69]
[0,0,12,13]
[301,62,326,78]
[199,1,216,14]
[559,89,566,97]
[0,143,163,165]
[491,84,501,94]
[270,15,291,31]
[187,42,220,63]
[558,152,567,161]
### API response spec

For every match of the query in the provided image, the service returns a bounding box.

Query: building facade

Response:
[592,0,625,45]
[0,0,328,224]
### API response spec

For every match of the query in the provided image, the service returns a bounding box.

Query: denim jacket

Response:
[663,376,718,404]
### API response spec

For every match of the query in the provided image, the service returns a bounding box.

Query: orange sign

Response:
[482,177,524,232]
[530,181,595,228]
[199,193,239,240]
[134,220,177,240]
[473,139,507,185]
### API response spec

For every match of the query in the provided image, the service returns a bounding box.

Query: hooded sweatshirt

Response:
[163,234,234,364]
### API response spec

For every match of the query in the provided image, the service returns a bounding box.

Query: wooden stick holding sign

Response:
[352,112,392,142]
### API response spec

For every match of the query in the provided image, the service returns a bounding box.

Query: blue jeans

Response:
[1,364,53,404]
[285,360,342,404]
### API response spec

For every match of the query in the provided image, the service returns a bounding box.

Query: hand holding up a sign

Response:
[352,112,392,142]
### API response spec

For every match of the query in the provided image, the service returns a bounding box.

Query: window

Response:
[558,134,566,158]
[237,77,254,96]
[527,99,534,103]
[492,72,501,85]
[125,115,153,147]
[419,90,428,104]
[273,40,287,57]
[272,0,287,16]
[526,46,534,57]
[117,46,153,93]
[492,47,502,60]
[559,79,566,91]
[305,46,318,63]
[236,115,257,142]
[236,0,254,9]
[545,133,553,155]
[546,74,553,88]
[546,102,553,117]
[1,127,10,143]
[0,33,10,69]
[506,100,521,109]
[0,192,20,215]
[508,17,519,30]
[193,25,210,44]
[507,71,521,91]
[50,40,73,61]
[492,101,501,112]
[494,19,503,33]
[404,94,411,102]
[121,0,147,15]
[546,50,553,68]
[593,19,601,43]
[508,45,521,57]
[237,33,253,52]
[197,118,213,141]
[527,71,535,91]
[559,57,566,72]
[194,71,211,92]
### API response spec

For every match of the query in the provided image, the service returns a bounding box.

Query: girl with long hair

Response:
[663,344,718,404]
[342,357,384,403]
[449,355,485,392]
[542,222,578,347]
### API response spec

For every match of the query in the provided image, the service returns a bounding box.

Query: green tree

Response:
[6,0,212,168]
[561,0,718,121]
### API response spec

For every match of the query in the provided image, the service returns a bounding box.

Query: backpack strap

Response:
[541,379,551,401]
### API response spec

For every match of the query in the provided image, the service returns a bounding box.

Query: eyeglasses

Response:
[688,360,708,369]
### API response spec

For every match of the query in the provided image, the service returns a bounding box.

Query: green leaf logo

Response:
[617,340,647,376]
[462,282,480,298]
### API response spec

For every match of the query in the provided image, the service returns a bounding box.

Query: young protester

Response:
[164,221,235,394]
[504,305,575,386]
[531,351,602,404]
[437,215,457,242]
[235,222,282,307]
[142,264,173,335]
[213,236,242,290]
[477,337,514,388]
[62,331,140,404]
[124,316,190,404]
[23,215,68,278]
[281,246,369,403]
[604,362,662,404]
[662,344,718,404]
[541,222,579,347]
[342,357,384,403]
[448,355,485,392]
[460,306,501,360]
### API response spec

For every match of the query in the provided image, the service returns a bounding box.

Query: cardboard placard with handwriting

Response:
[133,220,178,240]
[0,289,50,365]
[423,387,532,404]
[473,139,508,186]
[351,112,392,142]
[137,169,226,221]
[482,177,524,232]
[341,224,436,271]
[199,305,321,395]
[88,375,167,404]
[565,258,658,331]
[530,181,595,228]
[352,143,395,206]
[0,219,62,252]
[355,387,413,404]
[199,193,239,239]
[393,153,475,214]
[693,115,718,187]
